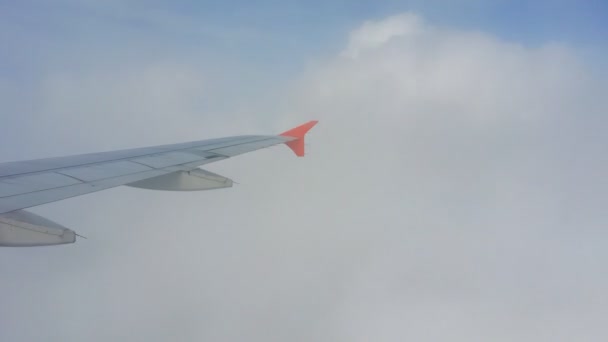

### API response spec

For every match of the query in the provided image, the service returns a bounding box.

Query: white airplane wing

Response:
[0,121,318,246]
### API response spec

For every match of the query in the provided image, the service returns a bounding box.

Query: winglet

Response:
[279,120,319,157]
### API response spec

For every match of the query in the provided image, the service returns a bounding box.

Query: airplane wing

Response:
[0,121,318,246]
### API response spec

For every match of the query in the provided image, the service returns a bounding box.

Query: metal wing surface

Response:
[0,121,318,246]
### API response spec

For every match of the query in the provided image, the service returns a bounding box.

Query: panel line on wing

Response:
[53,171,87,183]
[0,173,83,198]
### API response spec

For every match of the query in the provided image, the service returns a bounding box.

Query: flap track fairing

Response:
[126,169,233,191]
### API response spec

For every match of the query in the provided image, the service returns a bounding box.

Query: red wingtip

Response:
[279,120,318,157]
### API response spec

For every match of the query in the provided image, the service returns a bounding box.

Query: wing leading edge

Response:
[0,121,318,246]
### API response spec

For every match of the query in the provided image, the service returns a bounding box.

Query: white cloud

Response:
[1,12,607,342]
[344,13,426,58]
[284,12,608,342]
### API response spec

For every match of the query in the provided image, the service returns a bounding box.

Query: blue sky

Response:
[2,0,606,122]
[1,0,606,156]
[6,1,607,41]
[2,0,607,74]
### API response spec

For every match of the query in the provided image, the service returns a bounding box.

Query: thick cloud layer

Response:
[1,13,607,342]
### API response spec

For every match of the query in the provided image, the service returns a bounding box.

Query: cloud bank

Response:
[1,12,607,342]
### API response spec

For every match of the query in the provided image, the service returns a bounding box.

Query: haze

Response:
[1,1,607,341]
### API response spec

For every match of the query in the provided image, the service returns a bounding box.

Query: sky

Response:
[1,1,607,341]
